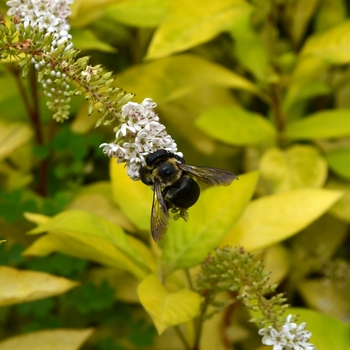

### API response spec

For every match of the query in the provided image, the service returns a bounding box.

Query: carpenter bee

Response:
[140,149,237,241]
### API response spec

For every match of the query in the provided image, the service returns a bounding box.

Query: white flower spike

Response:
[7,0,74,122]
[100,98,182,180]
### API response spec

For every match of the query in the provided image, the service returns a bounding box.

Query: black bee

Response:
[140,149,237,241]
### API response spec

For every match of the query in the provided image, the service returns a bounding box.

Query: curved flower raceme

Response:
[100,98,182,180]
[259,315,316,350]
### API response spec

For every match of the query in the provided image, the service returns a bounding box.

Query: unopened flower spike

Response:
[100,98,182,181]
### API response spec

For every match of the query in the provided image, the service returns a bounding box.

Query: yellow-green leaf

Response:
[24,230,151,280]
[110,159,151,231]
[284,21,350,109]
[67,182,135,233]
[23,212,50,226]
[283,57,327,111]
[71,29,116,53]
[161,171,259,274]
[260,145,327,193]
[26,210,152,279]
[138,274,201,334]
[116,54,262,103]
[262,244,290,285]
[0,328,93,350]
[221,188,343,251]
[196,106,276,146]
[146,0,252,59]
[327,178,350,223]
[0,266,78,306]
[326,148,350,179]
[285,109,350,140]
[0,121,33,161]
[301,20,350,64]
[234,29,269,80]
[70,0,116,27]
[106,0,170,27]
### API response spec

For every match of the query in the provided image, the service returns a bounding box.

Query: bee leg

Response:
[140,166,153,185]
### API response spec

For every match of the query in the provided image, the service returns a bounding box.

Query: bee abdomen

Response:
[163,175,200,209]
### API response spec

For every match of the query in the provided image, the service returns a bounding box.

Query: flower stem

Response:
[174,325,191,350]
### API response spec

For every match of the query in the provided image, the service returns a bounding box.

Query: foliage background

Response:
[1,0,350,349]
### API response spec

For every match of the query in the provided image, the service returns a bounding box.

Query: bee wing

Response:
[178,164,237,186]
[151,179,170,242]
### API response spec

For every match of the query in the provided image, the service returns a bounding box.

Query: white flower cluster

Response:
[7,0,74,121]
[100,98,182,180]
[259,315,316,350]
[7,0,73,36]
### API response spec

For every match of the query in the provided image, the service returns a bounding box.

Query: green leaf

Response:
[285,109,350,140]
[116,54,262,103]
[26,210,152,279]
[0,328,93,350]
[161,171,259,274]
[196,106,276,146]
[106,0,170,28]
[326,148,350,179]
[110,159,151,232]
[260,145,327,192]
[289,308,350,350]
[0,121,33,161]
[137,274,201,334]
[71,29,116,53]
[146,0,252,59]
[0,266,78,306]
[221,188,343,251]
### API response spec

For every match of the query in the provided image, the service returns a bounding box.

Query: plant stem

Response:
[193,293,211,350]
[11,65,43,145]
[174,325,191,350]
[185,269,193,290]
[28,67,49,196]
[10,64,49,196]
